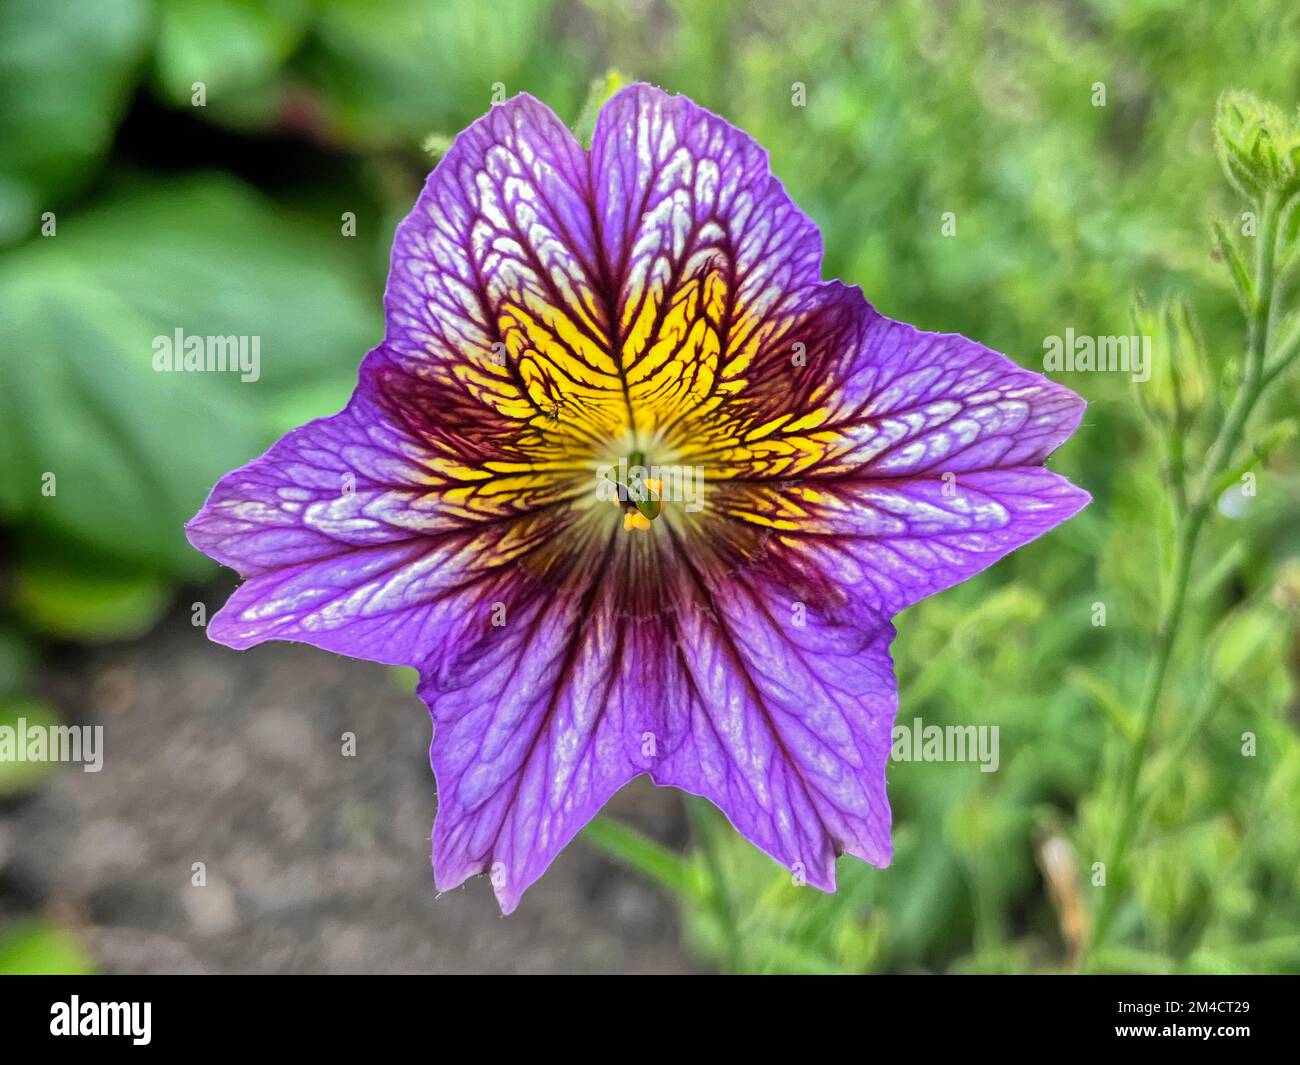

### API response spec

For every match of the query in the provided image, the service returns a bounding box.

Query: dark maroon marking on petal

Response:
[186,84,1089,913]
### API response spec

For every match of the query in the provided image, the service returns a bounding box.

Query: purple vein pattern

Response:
[187,84,1088,912]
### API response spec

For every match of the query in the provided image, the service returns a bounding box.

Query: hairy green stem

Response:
[1082,190,1282,968]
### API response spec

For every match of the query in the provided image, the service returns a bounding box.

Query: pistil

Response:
[603,449,663,531]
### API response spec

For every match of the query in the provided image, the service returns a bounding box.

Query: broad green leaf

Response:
[0,0,150,244]
[0,919,95,975]
[153,0,312,114]
[0,699,62,796]
[0,175,380,578]
[305,0,576,148]
[13,548,170,642]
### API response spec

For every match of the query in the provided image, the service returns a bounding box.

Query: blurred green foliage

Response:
[1,0,1298,973]
[0,920,96,975]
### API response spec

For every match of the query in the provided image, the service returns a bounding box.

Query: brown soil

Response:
[1,602,693,974]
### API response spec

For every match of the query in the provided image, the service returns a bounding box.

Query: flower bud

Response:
[1214,90,1300,205]
[1132,293,1207,427]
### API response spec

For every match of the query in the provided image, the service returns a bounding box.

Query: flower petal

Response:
[590,84,830,440]
[426,512,897,910]
[186,372,585,665]
[386,92,628,450]
[185,83,1092,914]
[424,516,674,912]
[649,525,897,888]
[684,301,1087,478]
[823,314,1087,476]
[188,91,619,666]
[681,301,1091,616]
[708,466,1090,616]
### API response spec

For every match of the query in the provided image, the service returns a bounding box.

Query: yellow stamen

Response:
[623,511,653,532]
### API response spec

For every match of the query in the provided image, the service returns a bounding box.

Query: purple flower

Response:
[187,84,1088,913]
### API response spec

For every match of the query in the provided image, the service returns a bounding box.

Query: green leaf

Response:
[1212,221,1255,311]
[1210,607,1284,689]
[306,0,575,149]
[1067,668,1139,744]
[0,699,62,796]
[0,919,95,975]
[153,0,312,114]
[0,175,380,578]
[0,0,150,244]
[387,666,420,693]
[583,816,702,900]
[13,548,169,641]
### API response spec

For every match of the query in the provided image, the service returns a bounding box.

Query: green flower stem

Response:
[1199,192,1280,490]
[1140,683,1218,805]
[1262,308,1300,386]
[1162,417,1189,515]
[1083,190,1283,969]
